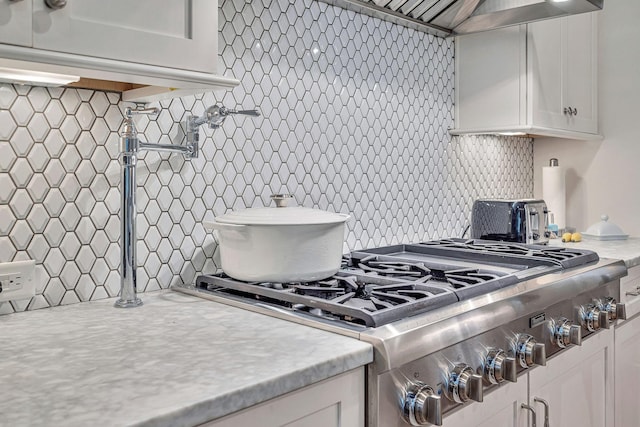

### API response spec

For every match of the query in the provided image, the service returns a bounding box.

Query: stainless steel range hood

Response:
[319,0,603,37]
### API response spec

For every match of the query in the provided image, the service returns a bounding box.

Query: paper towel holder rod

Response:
[549,158,559,167]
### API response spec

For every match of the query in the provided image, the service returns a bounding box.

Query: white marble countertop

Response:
[548,237,640,269]
[0,290,372,427]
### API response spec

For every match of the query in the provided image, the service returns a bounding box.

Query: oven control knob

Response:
[514,334,547,368]
[402,383,442,426]
[484,348,517,384]
[446,363,483,404]
[581,304,611,332]
[596,297,627,321]
[551,317,582,348]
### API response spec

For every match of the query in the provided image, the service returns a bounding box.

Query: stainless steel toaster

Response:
[470,199,549,245]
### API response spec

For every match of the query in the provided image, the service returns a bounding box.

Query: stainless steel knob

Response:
[403,383,442,426]
[599,309,611,329]
[551,318,582,348]
[44,0,66,9]
[597,297,627,321]
[446,363,483,403]
[484,348,517,384]
[514,334,546,368]
[581,304,607,332]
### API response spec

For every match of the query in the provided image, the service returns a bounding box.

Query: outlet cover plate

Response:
[0,260,36,302]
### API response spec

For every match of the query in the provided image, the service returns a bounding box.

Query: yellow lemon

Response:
[571,232,582,242]
[562,232,572,242]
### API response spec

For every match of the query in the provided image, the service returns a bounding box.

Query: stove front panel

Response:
[369,278,621,427]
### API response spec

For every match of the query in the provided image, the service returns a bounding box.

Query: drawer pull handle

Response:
[626,286,640,297]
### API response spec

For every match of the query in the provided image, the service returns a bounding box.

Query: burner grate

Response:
[195,272,459,327]
[418,239,599,268]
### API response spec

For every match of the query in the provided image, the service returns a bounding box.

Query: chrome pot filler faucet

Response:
[116,105,260,308]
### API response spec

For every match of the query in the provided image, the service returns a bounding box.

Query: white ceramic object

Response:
[582,215,629,241]
[204,201,350,282]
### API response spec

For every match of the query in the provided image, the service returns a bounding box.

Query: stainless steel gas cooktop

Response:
[174,238,626,427]
[188,239,599,328]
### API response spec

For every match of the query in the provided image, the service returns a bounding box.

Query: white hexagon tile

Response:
[0,0,532,314]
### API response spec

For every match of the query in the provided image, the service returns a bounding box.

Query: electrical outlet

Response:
[0,260,36,302]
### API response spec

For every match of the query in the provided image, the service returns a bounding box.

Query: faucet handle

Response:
[232,109,261,117]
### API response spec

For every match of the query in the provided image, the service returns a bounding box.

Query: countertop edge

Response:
[137,349,372,427]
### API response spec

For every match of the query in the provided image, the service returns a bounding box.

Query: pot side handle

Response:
[203,220,247,231]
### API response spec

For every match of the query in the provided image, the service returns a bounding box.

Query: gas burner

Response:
[357,255,433,278]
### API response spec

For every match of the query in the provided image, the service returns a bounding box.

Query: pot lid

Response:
[583,214,628,241]
[215,206,350,226]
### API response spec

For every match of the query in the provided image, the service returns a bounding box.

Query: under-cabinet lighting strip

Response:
[0,67,80,87]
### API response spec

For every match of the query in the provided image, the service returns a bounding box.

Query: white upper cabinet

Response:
[0,0,32,47]
[0,0,237,101]
[453,13,599,140]
[31,0,216,73]
[529,14,598,134]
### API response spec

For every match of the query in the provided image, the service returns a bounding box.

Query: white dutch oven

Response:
[204,195,350,283]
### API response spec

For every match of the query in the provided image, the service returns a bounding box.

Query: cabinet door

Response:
[0,0,32,47]
[565,13,598,133]
[529,329,614,427]
[31,0,217,73]
[202,368,365,427]
[529,14,597,134]
[455,25,527,131]
[614,315,640,427]
[442,379,527,427]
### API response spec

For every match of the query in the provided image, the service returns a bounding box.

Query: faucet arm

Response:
[139,141,196,157]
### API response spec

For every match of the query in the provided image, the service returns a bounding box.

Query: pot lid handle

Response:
[270,194,294,208]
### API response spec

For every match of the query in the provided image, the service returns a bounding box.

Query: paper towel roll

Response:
[542,164,566,230]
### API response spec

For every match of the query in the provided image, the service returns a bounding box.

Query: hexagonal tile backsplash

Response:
[0,0,532,314]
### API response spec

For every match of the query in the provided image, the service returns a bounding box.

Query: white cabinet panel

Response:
[614,315,640,427]
[0,0,32,47]
[443,379,527,427]
[31,0,217,73]
[202,368,365,427]
[529,329,614,427]
[455,25,526,131]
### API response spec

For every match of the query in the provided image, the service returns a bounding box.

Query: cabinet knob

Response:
[44,0,67,9]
